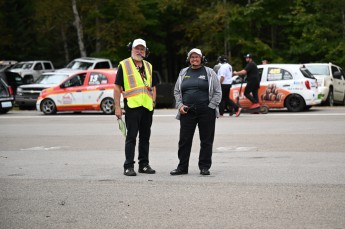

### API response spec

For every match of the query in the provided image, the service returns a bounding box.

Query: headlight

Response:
[39,89,47,97]
[16,87,23,95]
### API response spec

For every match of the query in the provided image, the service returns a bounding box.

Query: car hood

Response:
[9,69,22,73]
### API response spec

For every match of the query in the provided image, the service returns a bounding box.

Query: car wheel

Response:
[18,105,33,110]
[285,94,306,112]
[0,109,10,114]
[259,105,269,114]
[18,105,26,110]
[41,99,57,115]
[101,98,114,115]
[325,89,334,106]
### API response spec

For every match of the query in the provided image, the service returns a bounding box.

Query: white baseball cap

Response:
[187,48,202,59]
[132,38,146,48]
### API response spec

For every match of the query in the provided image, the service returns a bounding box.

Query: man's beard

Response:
[132,54,143,61]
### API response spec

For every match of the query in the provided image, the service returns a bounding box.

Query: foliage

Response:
[1,0,345,79]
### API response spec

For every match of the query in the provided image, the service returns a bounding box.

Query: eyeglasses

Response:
[134,46,145,51]
[190,56,201,59]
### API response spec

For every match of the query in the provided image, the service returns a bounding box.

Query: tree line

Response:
[1,0,345,82]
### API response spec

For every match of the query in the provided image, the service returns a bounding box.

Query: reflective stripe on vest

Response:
[122,86,153,98]
[123,59,137,88]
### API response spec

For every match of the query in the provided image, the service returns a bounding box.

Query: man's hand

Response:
[115,106,122,119]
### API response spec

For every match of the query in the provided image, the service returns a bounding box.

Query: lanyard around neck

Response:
[136,65,151,91]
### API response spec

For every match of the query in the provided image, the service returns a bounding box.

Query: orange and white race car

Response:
[36,69,123,115]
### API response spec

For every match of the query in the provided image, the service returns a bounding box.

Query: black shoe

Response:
[124,168,137,176]
[170,168,188,175]
[200,168,210,175]
[139,165,156,174]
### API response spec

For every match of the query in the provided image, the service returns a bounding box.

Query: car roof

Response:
[18,60,52,63]
[41,70,79,76]
[304,63,330,65]
[0,60,17,65]
[258,64,305,68]
[47,69,116,76]
[78,69,117,75]
[72,57,110,62]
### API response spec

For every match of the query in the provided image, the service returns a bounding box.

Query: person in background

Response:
[170,48,221,176]
[217,55,241,117]
[261,58,270,64]
[114,38,158,176]
[213,57,222,74]
[233,53,260,109]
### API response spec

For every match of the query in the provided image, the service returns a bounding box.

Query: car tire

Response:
[101,98,114,115]
[325,89,334,106]
[305,105,312,110]
[285,94,306,112]
[18,105,33,110]
[41,99,57,115]
[18,105,26,110]
[259,105,269,114]
[0,109,10,114]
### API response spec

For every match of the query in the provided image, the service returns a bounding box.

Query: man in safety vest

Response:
[114,38,158,176]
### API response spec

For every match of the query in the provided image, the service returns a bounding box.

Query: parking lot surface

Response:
[1,107,345,228]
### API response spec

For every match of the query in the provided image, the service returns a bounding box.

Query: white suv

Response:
[57,57,113,72]
[304,63,345,106]
[10,60,54,83]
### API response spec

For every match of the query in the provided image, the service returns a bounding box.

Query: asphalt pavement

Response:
[1,107,345,228]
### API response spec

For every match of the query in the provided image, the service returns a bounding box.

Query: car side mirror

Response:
[334,71,342,79]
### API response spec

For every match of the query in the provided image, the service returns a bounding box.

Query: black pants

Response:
[177,105,216,171]
[220,84,239,115]
[124,106,153,169]
[244,81,260,104]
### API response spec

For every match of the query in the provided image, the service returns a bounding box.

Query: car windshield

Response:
[11,62,25,69]
[66,60,93,70]
[22,63,34,69]
[305,65,330,75]
[35,73,69,84]
[300,67,315,79]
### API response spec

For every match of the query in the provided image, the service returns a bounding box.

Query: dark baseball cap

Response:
[244,53,253,58]
[218,55,228,63]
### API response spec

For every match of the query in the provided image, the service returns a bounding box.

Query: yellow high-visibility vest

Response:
[120,58,153,111]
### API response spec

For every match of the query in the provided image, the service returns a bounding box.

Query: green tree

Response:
[2,0,345,80]
[33,0,74,66]
[0,0,37,60]
[287,0,345,66]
